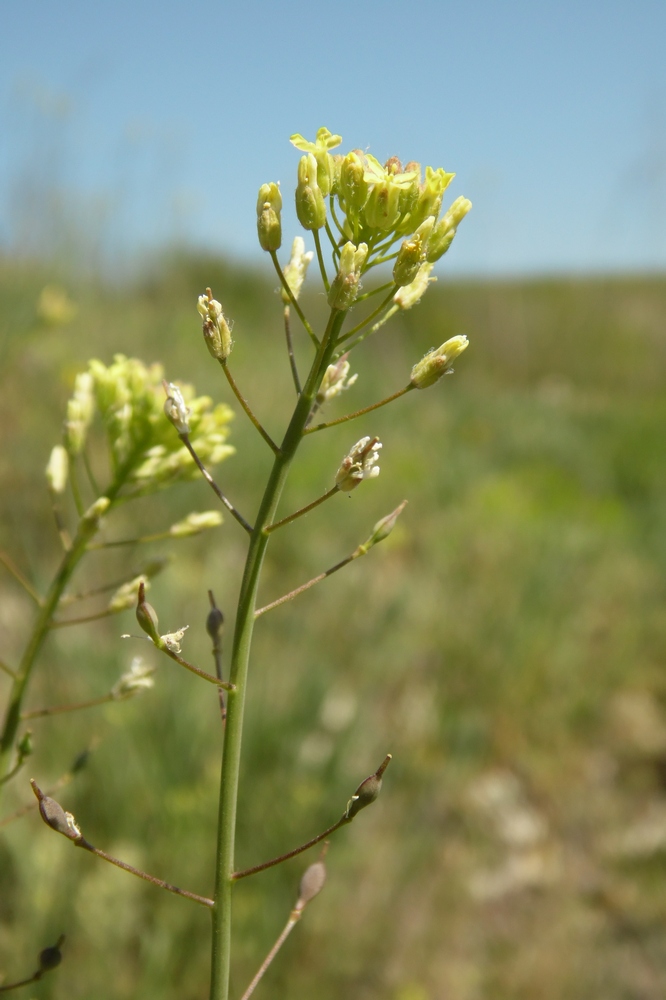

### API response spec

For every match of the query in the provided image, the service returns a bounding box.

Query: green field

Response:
[1,255,666,999]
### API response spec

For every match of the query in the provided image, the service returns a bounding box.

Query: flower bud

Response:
[281,237,314,304]
[80,496,111,533]
[64,371,94,454]
[197,289,233,361]
[169,510,223,537]
[327,241,368,311]
[339,151,369,215]
[163,381,191,434]
[358,500,408,554]
[406,165,455,232]
[256,182,282,252]
[410,335,469,389]
[393,263,436,310]
[364,176,402,232]
[111,657,155,700]
[426,196,472,262]
[17,730,33,760]
[316,354,357,406]
[295,154,326,231]
[45,445,69,494]
[345,754,392,820]
[335,436,381,492]
[392,220,433,287]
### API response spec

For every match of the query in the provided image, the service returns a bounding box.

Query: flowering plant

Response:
[6,127,472,999]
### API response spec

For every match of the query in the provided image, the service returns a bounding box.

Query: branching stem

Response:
[254,551,357,617]
[220,362,279,454]
[180,435,253,534]
[283,307,301,394]
[233,816,349,881]
[269,250,319,347]
[75,836,214,908]
[264,485,339,534]
[304,384,414,434]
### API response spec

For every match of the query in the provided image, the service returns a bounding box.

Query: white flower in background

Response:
[111,658,156,700]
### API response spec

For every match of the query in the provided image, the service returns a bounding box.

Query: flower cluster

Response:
[256,127,471,317]
[58,355,234,495]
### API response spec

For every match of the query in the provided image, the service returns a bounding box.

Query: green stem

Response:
[220,362,279,454]
[312,230,330,293]
[208,307,346,1000]
[339,288,397,343]
[265,485,339,534]
[0,500,112,800]
[269,251,319,348]
[304,384,414,434]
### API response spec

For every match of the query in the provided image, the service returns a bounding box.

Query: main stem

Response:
[209,308,345,1000]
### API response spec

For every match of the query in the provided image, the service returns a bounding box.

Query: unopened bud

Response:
[169,510,223,537]
[357,500,408,554]
[80,496,111,533]
[111,657,155,700]
[339,151,369,215]
[109,575,149,613]
[256,182,282,252]
[328,241,368,311]
[163,381,191,434]
[17,730,33,760]
[393,263,436,310]
[316,354,357,406]
[295,154,326,231]
[345,754,392,820]
[410,335,469,389]
[46,445,69,494]
[393,219,433,287]
[426,197,472,262]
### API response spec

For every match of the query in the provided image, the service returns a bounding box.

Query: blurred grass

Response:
[1,254,666,999]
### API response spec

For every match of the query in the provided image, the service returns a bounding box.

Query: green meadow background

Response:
[1,254,666,999]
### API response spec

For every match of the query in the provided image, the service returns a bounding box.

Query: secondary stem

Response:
[208,307,346,1000]
[0,501,113,800]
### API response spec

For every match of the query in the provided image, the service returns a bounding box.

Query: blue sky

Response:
[2,0,665,275]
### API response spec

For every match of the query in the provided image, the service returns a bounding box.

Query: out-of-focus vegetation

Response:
[1,253,666,999]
